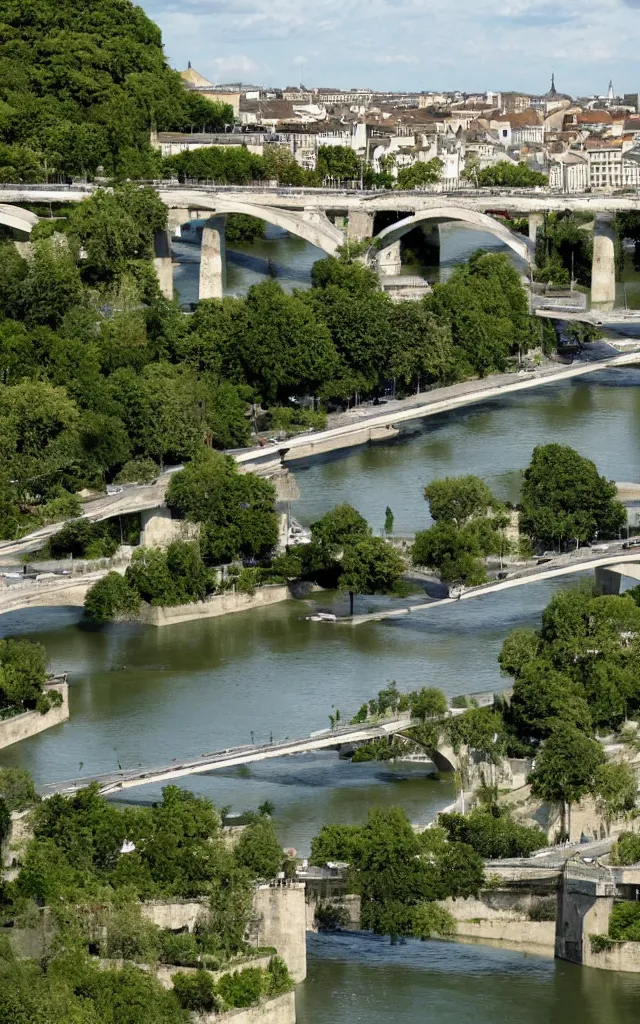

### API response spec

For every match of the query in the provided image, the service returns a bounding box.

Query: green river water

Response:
[3,227,640,1019]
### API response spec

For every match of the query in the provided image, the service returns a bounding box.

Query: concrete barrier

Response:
[0,681,69,751]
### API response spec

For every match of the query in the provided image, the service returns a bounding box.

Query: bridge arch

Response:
[169,200,342,255]
[373,206,533,263]
[0,203,39,236]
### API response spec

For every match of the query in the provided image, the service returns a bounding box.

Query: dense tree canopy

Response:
[520,444,626,548]
[0,0,232,180]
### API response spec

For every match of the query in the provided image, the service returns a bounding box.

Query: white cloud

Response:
[144,0,640,94]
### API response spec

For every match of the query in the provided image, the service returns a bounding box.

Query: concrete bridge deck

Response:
[235,349,640,467]
[42,706,486,797]
[346,547,640,625]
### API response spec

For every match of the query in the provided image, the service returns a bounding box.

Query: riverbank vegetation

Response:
[0,779,291,1013]
[0,639,62,719]
[411,446,624,585]
[310,806,484,940]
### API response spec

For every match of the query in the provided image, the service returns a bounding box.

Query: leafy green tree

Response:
[0,639,48,710]
[311,504,370,549]
[595,762,637,835]
[396,159,442,189]
[439,808,546,858]
[508,662,592,740]
[520,444,626,548]
[476,162,548,187]
[166,450,278,564]
[0,767,39,811]
[411,520,488,586]
[172,971,217,1013]
[610,831,640,866]
[317,145,361,181]
[529,723,606,837]
[409,687,448,722]
[424,475,500,528]
[84,572,139,624]
[339,536,405,614]
[608,901,640,941]
[234,818,283,879]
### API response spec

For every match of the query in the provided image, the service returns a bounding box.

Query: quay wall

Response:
[0,681,69,751]
[438,892,556,950]
[201,992,296,1024]
[137,585,291,627]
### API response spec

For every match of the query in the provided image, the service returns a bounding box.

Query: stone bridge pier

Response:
[153,230,174,300]
[591,213,616,309]
[199,216,226,301]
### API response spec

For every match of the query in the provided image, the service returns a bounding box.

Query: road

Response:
[3,348,639,560]
[348,544,640,625]
[0,475,172,561]
[236,348,640,467]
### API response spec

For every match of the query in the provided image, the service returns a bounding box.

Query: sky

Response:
[142,0,639,97]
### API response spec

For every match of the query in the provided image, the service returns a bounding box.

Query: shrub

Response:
[590,934,616,953]
[610,832,640,866]
[609,901,640,941]
[264,955,293,996]
[0,768,39,811]
[438,809,547,859]
[84,572,139,623]
[527,898,556,922]
[35,688,62,715]
[172,969,217,1012]
[234,818,283,879]
[116,458,159,484]
[48,519,118,560]
[216,967,263,1009]
[412,903,456,939]
[157,931,202,967]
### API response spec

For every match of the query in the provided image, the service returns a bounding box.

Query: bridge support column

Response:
[153,230,173,300]
[199,216,226,301]
[594,566,621,596]
[377,240,402,276]
[528,212,544,243]
[421,223,440,265]
[168,207,189,238]
[348,210,374,242]
[591,213,616,310]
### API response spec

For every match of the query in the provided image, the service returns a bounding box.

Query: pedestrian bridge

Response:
[42,701,496,797]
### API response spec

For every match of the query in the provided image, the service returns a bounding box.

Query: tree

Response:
[311,504,370,549]
[339,536,405,614]
[0,768,39,811]
[424,475,500,528]
[317,145,360,181]
[529,723,606,837]
[520,444,626,548]
[234,818,283,879]
[166,450,278,564]
[439,808,547,859]
[476,162,548,187]
[595,763,637,835]
[411,521,488,586]
[396,159,442,189]
[0,640,48,710]
[409,687,448,722]
[84,572,139,623]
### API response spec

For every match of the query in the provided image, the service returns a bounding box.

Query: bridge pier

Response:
[153,230,173,300]
[348,210,375,242]
[591,213,616,310]
[528,212,544,243]
[199,216,226,301]
[377,240,402,276]
[421,223,440,264]
[594,566,622,596]
[168,207,190,238]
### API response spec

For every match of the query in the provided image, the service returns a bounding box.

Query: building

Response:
[547,153,589,191]
[584,139,640,189]
[180,66,242,118]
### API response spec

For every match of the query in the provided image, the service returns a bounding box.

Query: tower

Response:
[607,79,614,101]
[549,73,557,97]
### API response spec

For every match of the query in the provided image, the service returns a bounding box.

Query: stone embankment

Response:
[0,679,69,752]
[136,584,291,627]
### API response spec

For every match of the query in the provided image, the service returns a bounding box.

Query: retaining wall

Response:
[0,681,69,751]
[584,941,640,972]
[200,991,295,1024]
[137,585,290,627]
[439,893,556,950]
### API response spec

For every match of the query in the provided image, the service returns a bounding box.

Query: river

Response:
[296,933,640,1024]
[4,228,640,1015]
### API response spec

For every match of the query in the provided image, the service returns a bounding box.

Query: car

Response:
[623,538,640,549]
[591,544,610,552]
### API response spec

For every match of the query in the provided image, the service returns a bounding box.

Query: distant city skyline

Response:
[144,0,638,96]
